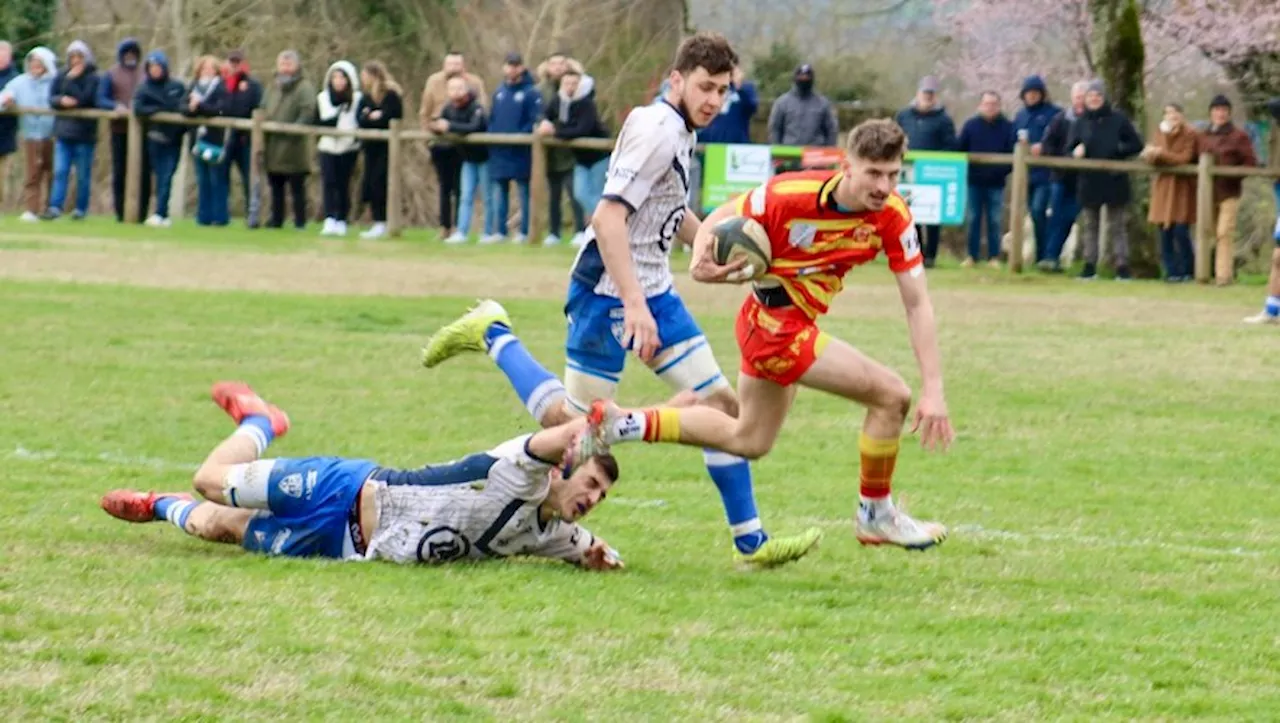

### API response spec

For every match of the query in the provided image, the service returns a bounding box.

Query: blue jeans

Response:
[1047,182,1080,265]
[967,184,1004,261]
[1029,182,1052,261]
[1159,224,1194,279]
[49,140,96,215]
[492,177,530,236]
[195,157,230,225]
[147,140,181,219]
[458,161,488,236]
[573,155,610,220]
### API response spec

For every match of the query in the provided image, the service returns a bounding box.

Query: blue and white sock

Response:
[235,415,275,457]
[153,496,198,533]
[704,450,768,554]
[1265,296,1280,318]
[484,323,566,423]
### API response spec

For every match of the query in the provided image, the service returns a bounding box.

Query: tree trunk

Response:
[1091,0,1159,277]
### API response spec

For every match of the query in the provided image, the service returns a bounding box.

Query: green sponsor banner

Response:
[700,144,969,226]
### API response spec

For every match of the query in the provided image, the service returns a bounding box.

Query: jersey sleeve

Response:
[601,114,677,213]
[484,434,555,498]
[528,520,597,565]
[880,196,923,274]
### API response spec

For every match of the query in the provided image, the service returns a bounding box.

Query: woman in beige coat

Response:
[1141,103,1199,281]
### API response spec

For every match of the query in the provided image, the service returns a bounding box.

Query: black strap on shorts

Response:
[348,487,368,557]
[753,285,793,308]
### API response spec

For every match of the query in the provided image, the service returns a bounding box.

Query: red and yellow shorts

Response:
[735,294,830,387]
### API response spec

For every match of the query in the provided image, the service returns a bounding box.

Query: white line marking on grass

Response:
[954,523,1268,558]
[11,446,197,473]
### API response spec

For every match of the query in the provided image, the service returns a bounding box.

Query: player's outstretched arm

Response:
[895,270,954,452]
[524,417,593,466]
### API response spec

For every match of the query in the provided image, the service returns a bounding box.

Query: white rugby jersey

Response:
[363,435,597,566]
[570,100,696,298]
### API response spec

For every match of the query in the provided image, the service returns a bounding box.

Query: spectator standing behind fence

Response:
[1015,75,1061,266]
[0,46,56,221]
[537,65,609,250]
[1039,81,1088,273]
[316,60,362,237]
[426,75,466,245]
[355,60,403,240]
[956,91,1016,268]
[262,50,315,230]
[768,63,838,147]
[1200,95,1257,286]
[97,38,148,223]
[44,41,100,221]
[1140,103,1199,282]
[488,53,542,244]
[186,55,230,227]
[419,51,487,129]
[1066,80,1143,280]
[0,42,18,206]
[133,50,186,228]
[221,50,262,227]
[537,52,584,247]
[431,75,489,244]
[895,75,956,268]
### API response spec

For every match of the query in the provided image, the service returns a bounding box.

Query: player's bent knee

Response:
[192,464,226,502]
[701,386,740,418]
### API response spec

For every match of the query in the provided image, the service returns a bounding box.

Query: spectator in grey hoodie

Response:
[768,64,838,147]
[895,75,956,267]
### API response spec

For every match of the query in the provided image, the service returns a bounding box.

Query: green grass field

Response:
[2,220,1278,721]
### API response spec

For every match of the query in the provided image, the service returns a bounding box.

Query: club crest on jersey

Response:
[788,223,817,249]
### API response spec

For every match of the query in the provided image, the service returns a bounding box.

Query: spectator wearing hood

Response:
[262,50,317,230]
[221,49,263,226]
[1140,102,1199,282]
[97,37,149,222]
[895,75,957,267]
[0,42,17,201]
[0,46,57,220]
[488,53,543,243]
[1039,80,1088,272]
[1065,79,1144,280]
[957,90,1016,266]
[429,74,490,244]
[355,60,403,240]
[768,64,838,147]
[536,52,584,247]
[133,49,187,227]
[44,40,101,221]
[315,60,362,237]
[538,66,610,250]
[1199,94,1257,286]
[1014,75,1062,265]
[185,55,230,227]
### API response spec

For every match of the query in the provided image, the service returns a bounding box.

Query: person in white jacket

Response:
[316,60,361,236]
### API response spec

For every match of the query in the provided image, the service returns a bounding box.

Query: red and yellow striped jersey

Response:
[734,170,921,319]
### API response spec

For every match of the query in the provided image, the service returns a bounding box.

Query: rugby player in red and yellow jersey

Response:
[584,119,954,550]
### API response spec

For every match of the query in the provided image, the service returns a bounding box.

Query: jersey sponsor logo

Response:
[416,526,472,563]
[788,223,817,249]
[278,473,304,498]
[900,226,921,259]
[611,167,639,183]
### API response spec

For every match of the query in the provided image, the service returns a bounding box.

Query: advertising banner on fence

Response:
[700,144,968,226]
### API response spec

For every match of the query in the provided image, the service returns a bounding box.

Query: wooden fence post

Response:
[250,109,265,224]
[529,134,547,243]
[387,119,403,238]
[1007,140,1030,273]
[1194,152,1215,283]
[123,112,143,223]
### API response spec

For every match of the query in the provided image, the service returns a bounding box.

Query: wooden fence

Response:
[5,106,1279,281]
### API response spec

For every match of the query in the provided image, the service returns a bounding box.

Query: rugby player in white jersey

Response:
[99,382,623,570]
[422,32,821,568]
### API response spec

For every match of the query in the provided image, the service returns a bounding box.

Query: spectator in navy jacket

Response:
[0,42,19,207]
[1014,75,1062,265]
[132,50,187,227]
[97,38,147,222]
[957,91,1016,266]
[895,75,957,267]
[44,41,101,221]
[488,52,543,243]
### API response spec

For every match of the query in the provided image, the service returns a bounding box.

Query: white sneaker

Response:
[854,499,947,551]
[334,221,348,237]
[478,234,503,245]
[443,232,468,245]
[19,211,38,223]
[1242,311,1279,325]
[569,231,587,248]
[510,234,528,245]
[144,214,166,228]
[320,217,336,236]
[360,223,387,240]
[541,234,561,247]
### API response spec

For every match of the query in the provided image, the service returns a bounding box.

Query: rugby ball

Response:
[711,216,772,281]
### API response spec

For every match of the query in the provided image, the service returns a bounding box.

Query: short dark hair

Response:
[672,31,737,76]
[981,90,1001,102]
[590,453,619,484]
[445,50,464,58]
[846,119,908,163]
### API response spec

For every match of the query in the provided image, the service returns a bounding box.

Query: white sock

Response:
[608,411,649,444]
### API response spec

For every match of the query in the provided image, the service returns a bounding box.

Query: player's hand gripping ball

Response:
[711,216,772,282]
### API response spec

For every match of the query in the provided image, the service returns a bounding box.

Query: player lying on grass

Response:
[422,31,821,569]
[584,119,955,550]
[100,382,624,570]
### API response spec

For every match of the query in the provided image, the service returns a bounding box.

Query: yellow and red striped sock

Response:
[859,432,900,500]
[641,408,682,443]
